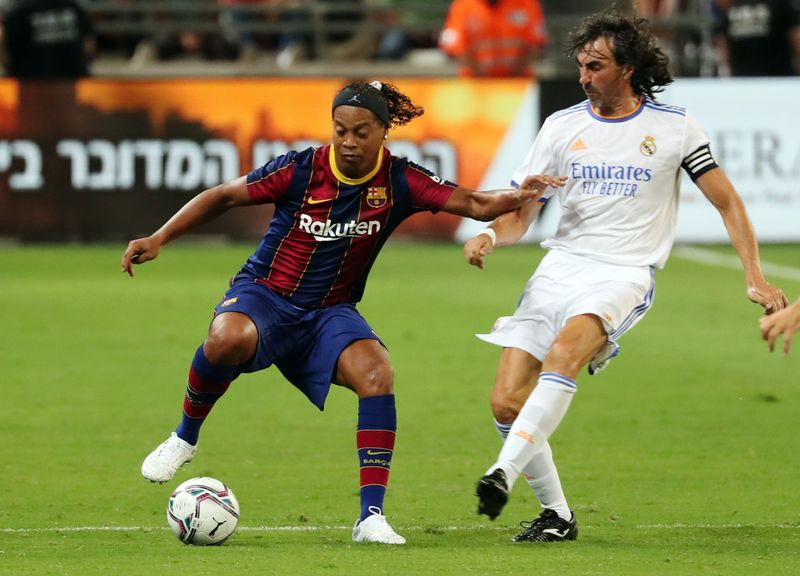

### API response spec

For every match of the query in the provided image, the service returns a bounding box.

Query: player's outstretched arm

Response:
[760,297,800,356]
[463,186,548,270]
[121,176,251,277]
[442,175,566,222]
[695,168,788,313]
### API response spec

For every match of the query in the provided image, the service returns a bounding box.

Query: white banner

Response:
[662,78,800,242]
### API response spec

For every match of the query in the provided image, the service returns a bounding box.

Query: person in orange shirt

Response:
[438,0,548,77]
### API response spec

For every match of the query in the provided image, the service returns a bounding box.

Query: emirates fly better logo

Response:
[298,214,382,242]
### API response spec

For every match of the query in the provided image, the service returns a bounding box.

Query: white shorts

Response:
[477,249,655,373]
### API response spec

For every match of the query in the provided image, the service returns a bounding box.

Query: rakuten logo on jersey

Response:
[298,214,382,242]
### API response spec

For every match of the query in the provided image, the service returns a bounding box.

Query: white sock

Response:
[489,372,576,519]
[523,442,571,520]
[493,419,511,441]
[494,420,570,520]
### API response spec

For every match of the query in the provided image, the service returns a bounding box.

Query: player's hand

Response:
[759,299,800,356]
[517,175,567,202]
[746,280,788,315]
[464,232,494,270]
[121,236,162,277]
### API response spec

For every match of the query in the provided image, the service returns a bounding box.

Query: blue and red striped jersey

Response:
[240,144,457,309]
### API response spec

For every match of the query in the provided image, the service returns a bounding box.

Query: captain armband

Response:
[681,144,718,181]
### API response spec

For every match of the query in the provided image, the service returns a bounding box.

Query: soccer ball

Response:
[166,476,240,545]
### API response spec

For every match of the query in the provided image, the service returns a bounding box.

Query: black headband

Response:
[332,87,390,126]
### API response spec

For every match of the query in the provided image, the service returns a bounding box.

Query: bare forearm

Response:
[697,170,786,311]
[122,177,250,275]
[719,195,764,284]
[153,183,244,245]
[697,169,764,284]
[468,189,536,221]
[488,203,542,246]
[446,176,562,223]
[464,200,543,269]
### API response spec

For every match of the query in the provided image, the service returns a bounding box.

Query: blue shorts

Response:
[213,279,382,410]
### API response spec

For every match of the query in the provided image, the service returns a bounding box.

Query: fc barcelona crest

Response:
[366,187,388,208]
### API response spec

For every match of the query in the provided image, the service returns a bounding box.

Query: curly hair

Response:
[338,81,424,129]
[564,8,673,99]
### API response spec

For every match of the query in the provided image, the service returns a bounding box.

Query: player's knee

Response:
[490,391,521,424]
[355,361,394,397]
[204,314,257,365]
[543,341,583,378]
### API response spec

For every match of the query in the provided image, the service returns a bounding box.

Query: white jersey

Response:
[511,97,714,268]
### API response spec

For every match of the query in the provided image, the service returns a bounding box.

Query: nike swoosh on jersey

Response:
[365,449,392,456]
[307,196,335,205]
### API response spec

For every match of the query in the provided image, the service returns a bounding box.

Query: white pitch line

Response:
[2,523,799,534]
[674,246,800,282]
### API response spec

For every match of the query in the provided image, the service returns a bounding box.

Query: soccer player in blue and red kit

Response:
[121,80,564,544]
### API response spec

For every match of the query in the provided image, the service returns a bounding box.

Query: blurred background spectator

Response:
[132,0,243,63]
[218,0,269,62]
[371,0,450,61]
[713,0,800,76]
[2,0,795,79]
[438,0,548,77]
[274,0,376,68]
[88,0,143,60]
[632,0,709,77]
[1,0,94,78]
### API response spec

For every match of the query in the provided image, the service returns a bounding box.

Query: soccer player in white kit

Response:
[465,8,789,543]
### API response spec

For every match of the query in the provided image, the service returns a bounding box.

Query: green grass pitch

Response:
[2,242,799,575]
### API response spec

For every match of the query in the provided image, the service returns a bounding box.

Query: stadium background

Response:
[2,3,800,575]
[3,0,797,245]
[2,76,798,243]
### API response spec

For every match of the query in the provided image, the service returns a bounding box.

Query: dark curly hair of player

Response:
[564,7,673,100]
[339,81,424,130]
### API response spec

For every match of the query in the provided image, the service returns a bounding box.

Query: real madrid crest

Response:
[366,186,388,208]
[639,135,657,156]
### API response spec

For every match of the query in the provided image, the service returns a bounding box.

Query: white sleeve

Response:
[509,117,559,202]
[681,111,718,181]
[681,111,711,158]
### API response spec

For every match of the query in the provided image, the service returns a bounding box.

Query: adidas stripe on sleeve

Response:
[681,144,718,181]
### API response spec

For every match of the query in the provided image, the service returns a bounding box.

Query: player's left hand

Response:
[517,175,567,200]
[759,301,800,355]
[746,280,788,315]
[464,232,494,270]
[121,236,162,277]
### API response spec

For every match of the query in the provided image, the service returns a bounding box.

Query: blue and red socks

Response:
[175,346,238,445]
[356,394,396,521]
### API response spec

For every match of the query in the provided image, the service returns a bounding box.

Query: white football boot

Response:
[352,512,406,545]
[141,432,197,483]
